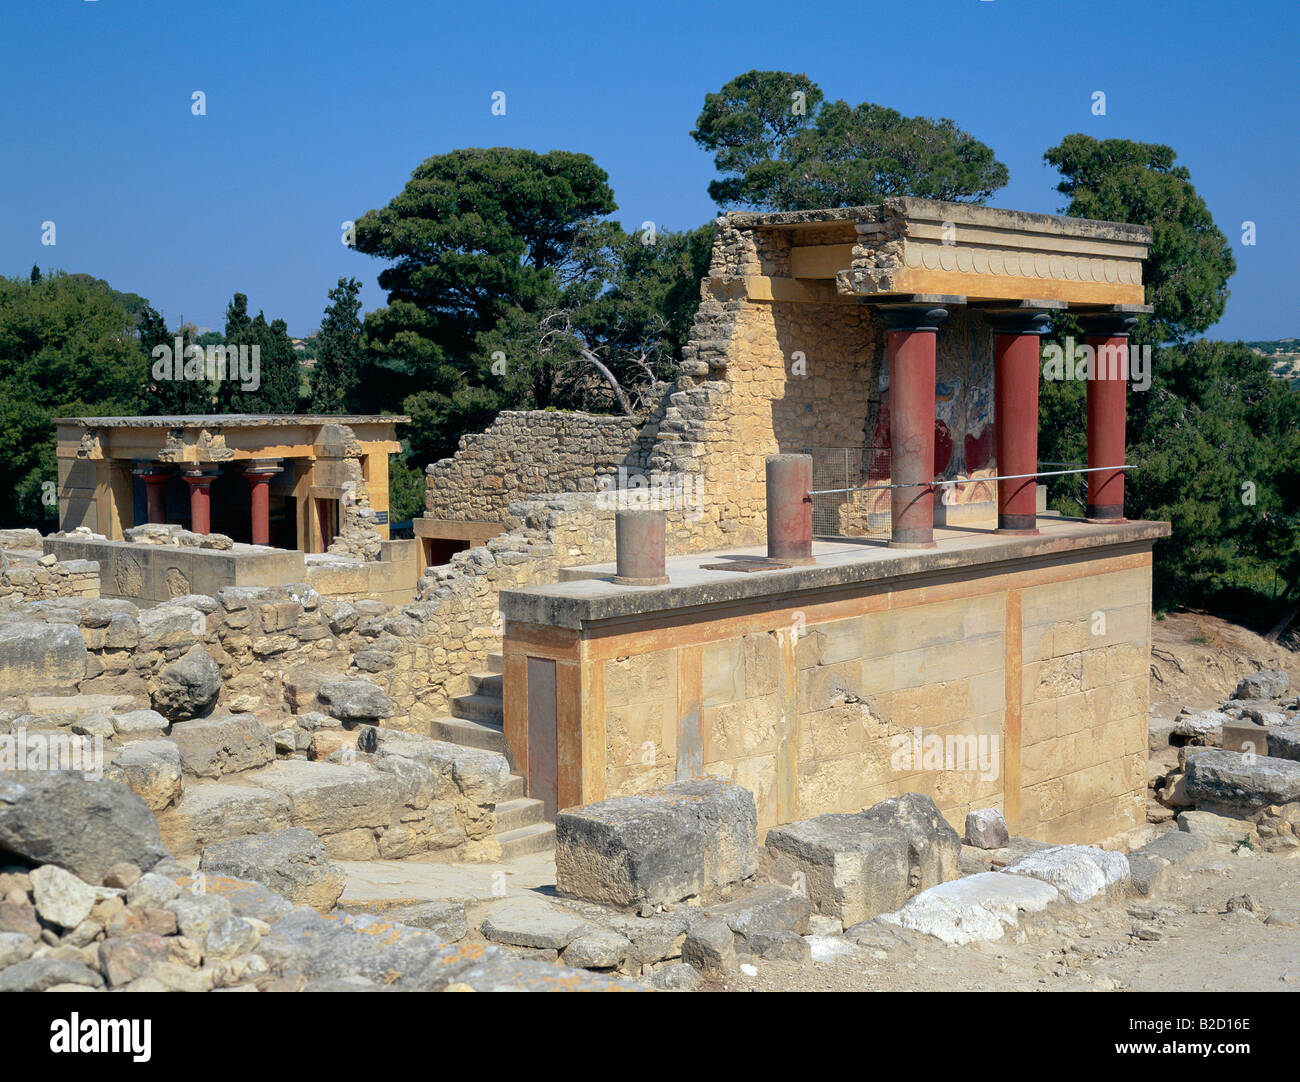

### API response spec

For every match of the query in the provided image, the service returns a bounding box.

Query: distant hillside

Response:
[1244,338,1300,384]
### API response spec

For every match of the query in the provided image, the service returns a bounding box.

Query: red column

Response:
[1082,314,1136,522]
[879,305,949,548]
[183,470,216,535]
[133,467,170,525]
[990,311,1052,533]
[766,454,814,564]
[244,461,282,546]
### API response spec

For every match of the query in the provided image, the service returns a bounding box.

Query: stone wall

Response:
[0,552,100,604]
[503,542,1155,845]
[424,410,651,524]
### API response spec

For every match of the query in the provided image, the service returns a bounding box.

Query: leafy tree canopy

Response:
[0,271,149,524]
[1044,135,1236,344]
[693,70,1009,210]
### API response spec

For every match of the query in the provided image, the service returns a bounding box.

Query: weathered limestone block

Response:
[111,708,169,742]
[198,828,346,911]
[555,778,758,907]
[706,882,811,945]
[481,900,593,950]
[1176,809,1260,848]
[0,621,88,694]
[880,872,1060,945]
[155,782,293,855]
[105,739,183,811]
[364,727,510,807]
[764,793,960,926]
[1184,748,1300,812]
[1002,844,1130,903]
[1268,725,1300,763]
[0,771,167,883]
[244,759,399,838]
[1232,670,1290,701]
[317,677,394,722]
[169,713,274,778]
[151,645,221,721]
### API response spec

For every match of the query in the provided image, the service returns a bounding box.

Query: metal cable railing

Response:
[806,454,1136,541]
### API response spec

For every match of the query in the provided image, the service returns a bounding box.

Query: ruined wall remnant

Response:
[423,410,651,524]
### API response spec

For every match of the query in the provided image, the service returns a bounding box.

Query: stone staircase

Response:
[430,652,554,859]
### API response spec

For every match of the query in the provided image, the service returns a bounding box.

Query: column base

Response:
[768,550,816,566]
[997,514,1040,535]
[611,575,670,587]
[888,538,937,550]
[1085,504,1126,523]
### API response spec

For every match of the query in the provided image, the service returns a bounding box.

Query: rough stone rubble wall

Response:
[424,410,653,523]
[0,530,100,603]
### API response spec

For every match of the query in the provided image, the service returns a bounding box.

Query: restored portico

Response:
[53,415,406,553]
[495,197,1168,846]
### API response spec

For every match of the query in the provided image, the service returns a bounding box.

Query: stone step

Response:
[496,821,555,860]
[429,714,507,755]
[495,797,546,834]
[469,670,503,698]
[451,692,504,724]
[485,652,504,674]
[503,773,527,801]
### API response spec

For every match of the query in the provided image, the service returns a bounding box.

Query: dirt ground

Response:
[1149,609,1299,716]
[717,609,1300,993]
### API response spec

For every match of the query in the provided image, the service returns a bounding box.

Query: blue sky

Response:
[2,0,1295,339]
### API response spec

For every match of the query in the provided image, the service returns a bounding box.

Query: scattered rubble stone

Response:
[0,771,167,882]
[151,645,221,720]
[764,793,959,926]
[0,955,105,992]
[681,917,736,977]
[562,929,631,969]
[1232,670,1290,701]
[965,808,1009,849]
[29,865,98,929]
[105,739,182,811]
[644,962,702,990]
[198,829,346,911]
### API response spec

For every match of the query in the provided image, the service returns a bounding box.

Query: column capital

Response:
[1078,310,1141,337]
[876,304,950,332]
[131,461,170,479]
[986,310,1054,336]
[244,459,283,479]
[182,468,218,486]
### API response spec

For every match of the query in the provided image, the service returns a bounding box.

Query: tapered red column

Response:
[1081,313,1137,522]
[989,311,1052,533]
[133,465,170,525]
[183,469,217,535]
[244,460,282,546]
[879,305,949,548]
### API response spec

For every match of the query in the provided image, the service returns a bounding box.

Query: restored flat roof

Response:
[500,514,1170,630]
[54,414,410,427]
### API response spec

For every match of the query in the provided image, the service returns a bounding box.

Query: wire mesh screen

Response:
[807,446,892,541]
